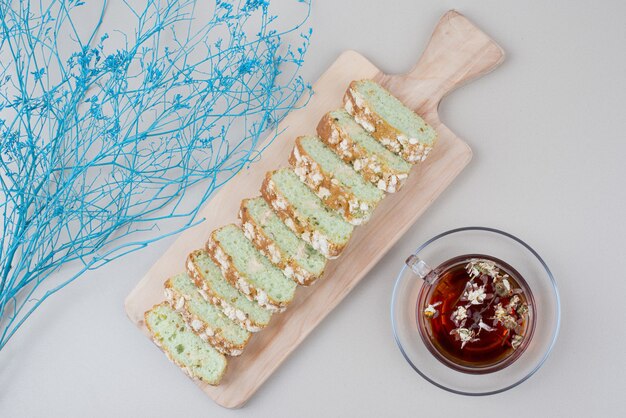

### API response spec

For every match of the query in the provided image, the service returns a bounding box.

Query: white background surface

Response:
[2,0,625,417]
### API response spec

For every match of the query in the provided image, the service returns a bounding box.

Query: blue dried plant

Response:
[0,0,312,349]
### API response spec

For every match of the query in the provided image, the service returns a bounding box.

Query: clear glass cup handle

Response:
[405,254,436,285]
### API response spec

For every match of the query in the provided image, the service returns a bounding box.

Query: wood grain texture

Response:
[125,10,504,408]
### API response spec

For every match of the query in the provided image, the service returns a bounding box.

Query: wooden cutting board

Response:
[125,10,504,408]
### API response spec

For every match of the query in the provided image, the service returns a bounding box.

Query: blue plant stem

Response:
[0,0,313,350]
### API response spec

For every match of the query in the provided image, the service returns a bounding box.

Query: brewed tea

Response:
[417,254,534,373]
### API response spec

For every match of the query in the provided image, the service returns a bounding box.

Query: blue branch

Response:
[0,0,312,350]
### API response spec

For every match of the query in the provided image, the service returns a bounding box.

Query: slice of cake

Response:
[206,224,296,312]
[187,249,272,332]
[344,79,437,163]
[261,168,354,259]
[289,135,384,225]
[240,197,327,286]
[165,273,251,356]
[317,109,412,193]
[145,302,228,385]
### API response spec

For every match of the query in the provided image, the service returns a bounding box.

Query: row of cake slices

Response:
[144,79,438,385]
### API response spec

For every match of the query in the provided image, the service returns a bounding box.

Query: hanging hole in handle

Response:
[405,254,437,285]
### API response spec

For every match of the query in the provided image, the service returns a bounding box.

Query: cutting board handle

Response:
[405,10,505,104]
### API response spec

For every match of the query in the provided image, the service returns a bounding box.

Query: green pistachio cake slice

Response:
[317,109,412,192]
[240,197,327,286]
[165,273,251,356]
[145,302,227,385]
[289,135,384,225]
[344,79,437,163]
[261,168,354,259]
[206,224,296,312]
[186,249,272,332]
